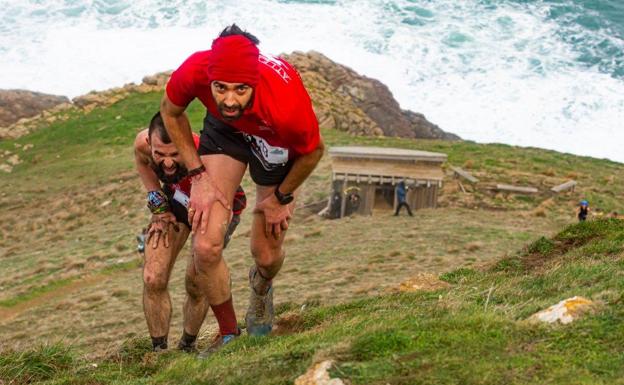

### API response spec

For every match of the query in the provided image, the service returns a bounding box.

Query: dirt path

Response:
[0,272,121,324]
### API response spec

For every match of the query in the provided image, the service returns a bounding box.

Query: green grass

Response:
[494,219,624,274]
[2,88,624,384]
[2,219,623,384]
[0,343,74,384]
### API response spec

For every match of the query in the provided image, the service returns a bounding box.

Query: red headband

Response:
[207,35,260,87]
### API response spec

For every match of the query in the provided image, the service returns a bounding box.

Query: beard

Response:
[217,101,244,121]
[151,161,188,185]
[215,100,251,122]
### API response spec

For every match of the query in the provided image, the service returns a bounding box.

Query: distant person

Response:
[394,181,413,217]
[577,199,590,222]
[342,187,361,216]
[135,112,246,352]
[346,191,361,215]
[329,191,342,219]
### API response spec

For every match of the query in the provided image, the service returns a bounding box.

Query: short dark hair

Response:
[219,24,260,45]
[148,111,171,144]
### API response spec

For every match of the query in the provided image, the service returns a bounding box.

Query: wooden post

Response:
[339,179,348,218]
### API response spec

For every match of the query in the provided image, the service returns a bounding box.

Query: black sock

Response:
[151,335,168,351]
[179,330,197,348]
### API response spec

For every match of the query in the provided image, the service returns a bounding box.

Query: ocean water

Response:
[1,0,623,162]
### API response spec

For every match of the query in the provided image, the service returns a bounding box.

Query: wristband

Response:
[188,164,206,179]
[274,186,294,205]
[147,190,169,214]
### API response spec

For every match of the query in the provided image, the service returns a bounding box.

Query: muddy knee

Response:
[143,270,168,293]
[251,245,284,274]
[193,236,225,272]
[184,273,204,300]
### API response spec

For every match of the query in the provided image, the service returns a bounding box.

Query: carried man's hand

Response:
[147,211,179,249]
[255,193,293,240]
[188,173,230,234]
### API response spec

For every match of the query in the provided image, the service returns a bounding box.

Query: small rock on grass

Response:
[530,296,594,324]
[295,360,345,385]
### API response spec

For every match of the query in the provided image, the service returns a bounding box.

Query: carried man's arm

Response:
[134,129,162,192]
[160,95,230,234]
[134,129,178,248]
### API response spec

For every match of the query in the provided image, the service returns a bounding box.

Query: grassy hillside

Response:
[1,90,623,384]
[2,219,623,384]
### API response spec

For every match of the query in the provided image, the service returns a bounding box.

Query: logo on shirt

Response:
[259,54,291,84]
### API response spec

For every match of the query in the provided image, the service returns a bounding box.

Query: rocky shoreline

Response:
[0,51,458,141]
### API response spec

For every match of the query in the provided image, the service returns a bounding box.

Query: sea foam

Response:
[1,0,623,162]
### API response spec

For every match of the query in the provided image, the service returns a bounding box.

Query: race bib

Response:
[172,189,190,209]
[246,134,289,170]
[255,136,289,164]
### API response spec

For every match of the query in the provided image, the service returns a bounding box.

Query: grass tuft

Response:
[0,343,74,384]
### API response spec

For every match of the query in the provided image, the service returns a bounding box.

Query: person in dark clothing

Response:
[394,181,413,216]
[577,199,590,222]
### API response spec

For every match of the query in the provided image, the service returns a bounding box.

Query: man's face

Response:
[211,81,253,121]
[149,133,187,184]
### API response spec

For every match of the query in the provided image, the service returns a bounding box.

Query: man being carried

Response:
[160,24,324,352]
[134,111,246,352]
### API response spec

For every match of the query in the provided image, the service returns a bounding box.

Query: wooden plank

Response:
[417,186,426,209]
[450,166,479,183]
[406,187,416,210]
[363,185,375,215]
[332,158,445,181]
[496,184,539,194]
[427,186,435,208]
[551,180,577,193]
[329,146,447,163]
[333,173,437,186]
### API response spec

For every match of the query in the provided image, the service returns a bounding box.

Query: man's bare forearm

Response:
[277,139,324,193]
[134,131,161,192]
[135,152,161,192]
[160,96,203,171]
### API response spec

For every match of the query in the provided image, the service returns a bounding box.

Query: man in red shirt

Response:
[135,112,246,352]
[160,24,324,351]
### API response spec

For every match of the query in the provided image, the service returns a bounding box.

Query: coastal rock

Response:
[0,89,69,128]
[529,296,594,324]
[2,53,458,142]
[283,51,459,140]
[294,360,345,385]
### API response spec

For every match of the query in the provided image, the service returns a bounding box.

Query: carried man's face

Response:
[149,134,188,184]
[211,80,253,121]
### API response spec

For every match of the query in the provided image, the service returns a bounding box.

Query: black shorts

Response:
[163,185,190,229]
[198,113,293,186]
